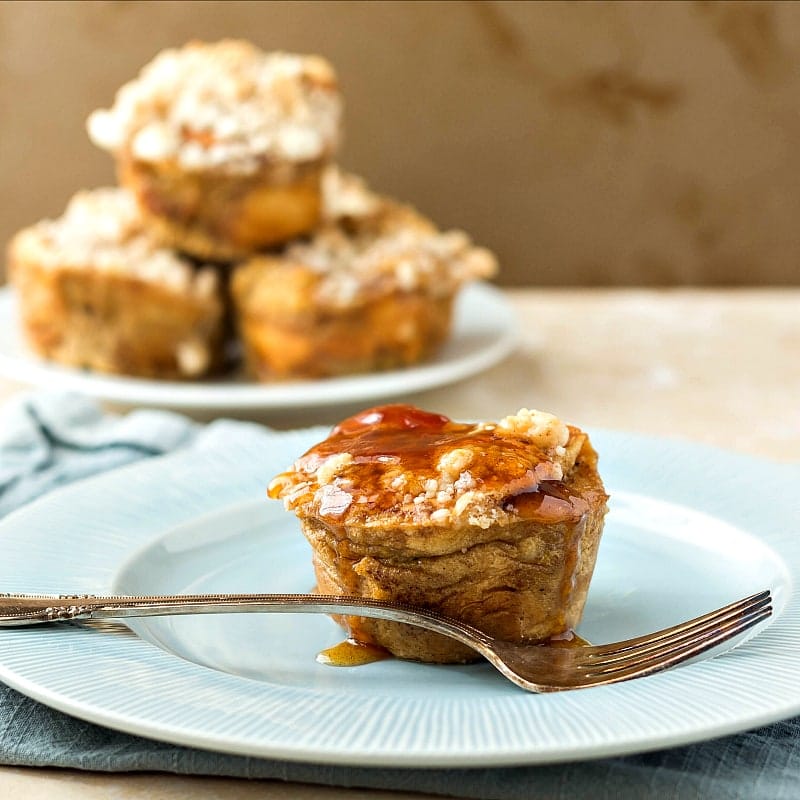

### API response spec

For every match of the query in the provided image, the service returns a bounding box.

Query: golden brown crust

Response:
[7,188,225,379]
[120,156,324,260]
[10,259,225,379]
[230,176,497,379]
[233,265,453,379]
[269,405,609,663]
[309,450,606,662]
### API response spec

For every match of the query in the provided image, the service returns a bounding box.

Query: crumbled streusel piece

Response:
[88,40,341,174]
[497,408,570,451]
[10,188,217,298]
[316,452,354,485]
[437,448,474,480]
[321,167,381,221]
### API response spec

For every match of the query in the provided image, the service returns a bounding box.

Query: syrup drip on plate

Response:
[317,631,591,668]
[317,639,390,667]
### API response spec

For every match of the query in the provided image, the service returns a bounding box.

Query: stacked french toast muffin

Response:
[8,40,497,381]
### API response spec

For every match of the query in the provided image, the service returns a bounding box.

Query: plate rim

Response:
[0,428,798,767]
[0,282,517,410]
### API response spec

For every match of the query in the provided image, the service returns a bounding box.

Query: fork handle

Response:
[0,592,494,653]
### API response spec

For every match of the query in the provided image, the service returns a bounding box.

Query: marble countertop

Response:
[1,287,797,799]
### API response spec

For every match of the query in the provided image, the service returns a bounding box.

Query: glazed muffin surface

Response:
[269,404,609,663]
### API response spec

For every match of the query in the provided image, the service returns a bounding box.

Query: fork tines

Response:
[584,590,772,681]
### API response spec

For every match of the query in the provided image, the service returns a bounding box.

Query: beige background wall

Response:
[2,0,800,286]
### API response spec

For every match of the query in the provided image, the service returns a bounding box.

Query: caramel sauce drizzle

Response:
[271,404,586,524]
[317,639,390,667]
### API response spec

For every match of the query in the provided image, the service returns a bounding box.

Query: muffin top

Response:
[9,188,218,298]
[268,404,590,529]
[87,40,341,174]
[233,170,498,310]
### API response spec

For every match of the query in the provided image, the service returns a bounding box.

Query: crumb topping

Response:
[9,188,218,298]
[87,40,341,174]
[497,409,570,474]
[268,405,588,529]
[320,167,382,221]
[254,170,497,308]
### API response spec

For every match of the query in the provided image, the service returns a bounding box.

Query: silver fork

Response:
[0,589,772,692]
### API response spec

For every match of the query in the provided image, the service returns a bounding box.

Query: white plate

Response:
[0,283,516,410]
[0,426,797,767]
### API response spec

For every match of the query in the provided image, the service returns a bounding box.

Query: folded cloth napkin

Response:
[0,392,797,800]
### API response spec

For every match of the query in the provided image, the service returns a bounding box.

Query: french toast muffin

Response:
[8,188,224,379]
[87,40,342,260]
[231,170,497,380]
[269,404,609,663]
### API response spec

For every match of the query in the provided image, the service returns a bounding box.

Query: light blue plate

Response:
[0,427,797,766]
